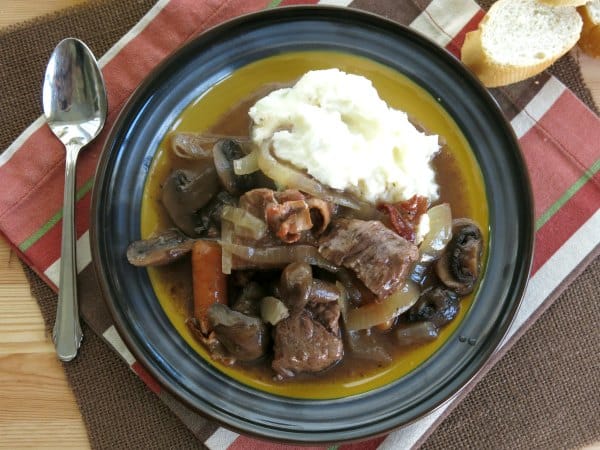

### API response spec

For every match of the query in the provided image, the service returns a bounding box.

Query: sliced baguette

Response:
[461,0,583,87]
[578,0,600,57]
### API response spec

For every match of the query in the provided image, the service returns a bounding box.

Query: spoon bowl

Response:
[42,38,107,361]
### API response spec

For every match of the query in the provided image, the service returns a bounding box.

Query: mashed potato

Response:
[249,69,440,204]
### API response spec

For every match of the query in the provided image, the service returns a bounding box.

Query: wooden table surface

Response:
[1,1,599,449]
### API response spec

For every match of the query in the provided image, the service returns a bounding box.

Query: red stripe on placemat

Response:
[227,435,387,450]
[531,178,599,275]
[338,435,387,450]
[1,145,102,250]
[519,124,590,220]
[536,91,600,169]
[0,128,62,212]
[228,435,325,450]
[132,361,162,394]
[280,0,319,5]
[23,191,92,272]
[227,430,385,449]
[0,131,68,244]
[523,90,600,217]
[444,9,485,58]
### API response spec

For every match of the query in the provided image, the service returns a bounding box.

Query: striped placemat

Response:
[1,0,598,448]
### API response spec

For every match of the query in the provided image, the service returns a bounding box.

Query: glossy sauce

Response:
[141,51,489,399]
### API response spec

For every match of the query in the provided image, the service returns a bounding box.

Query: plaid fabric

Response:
[0,0,598,448]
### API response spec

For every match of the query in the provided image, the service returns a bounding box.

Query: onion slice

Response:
[221,205,267,240]
[419,203,452,261]
[170,133,215,159]
[219,242,338,272]
[220,220,234,275]
[233,148,259,175]
[336,281,349,322]
[260,296,289,325]
[344,281,420,331]
[257,145,363,210]
[170,133,248,160]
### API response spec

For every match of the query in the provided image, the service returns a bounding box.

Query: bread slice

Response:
[578,0,600,57]
[461,0,583,87]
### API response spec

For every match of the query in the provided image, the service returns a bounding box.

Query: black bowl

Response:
[91,6,533,444]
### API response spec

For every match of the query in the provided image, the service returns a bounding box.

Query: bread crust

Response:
[578,4,600,57]
[461,29,562,87]
[539,0,588,7]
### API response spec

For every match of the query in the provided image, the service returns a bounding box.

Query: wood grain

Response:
[0,2,599,449]
[576,48,600,103]
[0,0,86,28]
[0,237,90,449]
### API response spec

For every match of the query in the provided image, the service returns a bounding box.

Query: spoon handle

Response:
[53,143,83,361]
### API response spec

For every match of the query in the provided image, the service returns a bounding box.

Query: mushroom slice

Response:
[161,167,218,236]
[126,229,195,267]
[435,218,483,296]
[408,286,459,327]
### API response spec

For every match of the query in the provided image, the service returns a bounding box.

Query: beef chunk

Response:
[318,219,418,298]
[272,311,343,379]
[208,304,270,361]
[306,279,341,334]
[307,300,341,335]
[186,318,235,366]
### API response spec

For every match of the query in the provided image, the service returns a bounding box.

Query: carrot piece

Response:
[191,240,228,335]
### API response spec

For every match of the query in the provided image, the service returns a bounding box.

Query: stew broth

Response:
[141,51,488,399]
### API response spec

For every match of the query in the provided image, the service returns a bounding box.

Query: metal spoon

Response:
[42,38,107,361]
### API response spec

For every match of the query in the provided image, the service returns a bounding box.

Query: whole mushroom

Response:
[435,218,483,296]
[161,166,218,236]
[212,139,258,195]
[408,286,460,327]
[279,262,313,314]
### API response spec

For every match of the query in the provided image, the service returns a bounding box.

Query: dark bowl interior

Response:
[91,6,533,444]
